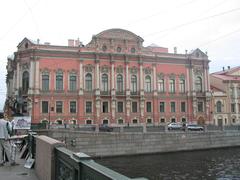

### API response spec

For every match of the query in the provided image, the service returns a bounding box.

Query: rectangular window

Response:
[146,102,152,112]
[170,102,175,113]
[180,79,185,93]
[160,102,165,112]
[158,79,164,92]
[56,73,63,91]
[70,101,76,113]
[69,75,77,91]
[42,101,49,113]
[197,102,204,112]
[56,101,63,113]
[102,102,108,113]
[42,74,49,91]
[86,101,92,113]
[117,102,123,113]
[169,79,175,93]
[231,103,235,113]
[181,102,186,112]
[132,102,137,113]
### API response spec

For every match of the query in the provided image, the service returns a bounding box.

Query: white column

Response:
[111,63,114,89]
[191,68,195,91]
[204,68,208,91]
[79,62,83,89]
[29,61,35,94]
[35,61,40,89]
[153,65,156,91]
[16,62,20,91]
[140,64,143,90]
[186,68,190,93]
[126,64,129,90]
[96,63,100,89]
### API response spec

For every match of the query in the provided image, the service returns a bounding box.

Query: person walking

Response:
[0,112,18,166]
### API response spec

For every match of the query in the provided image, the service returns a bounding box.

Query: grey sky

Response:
[0,0,240,109]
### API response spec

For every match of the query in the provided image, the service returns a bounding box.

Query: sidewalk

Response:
[0,153,38,180]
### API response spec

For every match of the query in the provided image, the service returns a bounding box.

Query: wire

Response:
[144,7,240,37]
[198,27,240,48]
[124,0,199,27]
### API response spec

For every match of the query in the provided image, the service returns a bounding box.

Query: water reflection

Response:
[96,147,240,180]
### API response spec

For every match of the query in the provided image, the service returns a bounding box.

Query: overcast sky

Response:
[0,0,240,110]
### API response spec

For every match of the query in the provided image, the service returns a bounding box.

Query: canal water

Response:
[96,147,240,180]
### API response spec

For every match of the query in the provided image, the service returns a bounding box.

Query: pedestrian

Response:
[0,112,18,166]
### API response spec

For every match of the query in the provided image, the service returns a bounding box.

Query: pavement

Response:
[0,152,38,180]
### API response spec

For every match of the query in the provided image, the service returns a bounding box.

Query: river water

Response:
[96,147,240,180]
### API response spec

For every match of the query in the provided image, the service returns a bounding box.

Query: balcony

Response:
[130,91,139,96]
[116,91,125,96]
[100,91,110,96]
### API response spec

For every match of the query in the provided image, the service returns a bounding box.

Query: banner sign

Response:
[13,116,31,129]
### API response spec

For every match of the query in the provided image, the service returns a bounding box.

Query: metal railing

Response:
[55,146,147,180]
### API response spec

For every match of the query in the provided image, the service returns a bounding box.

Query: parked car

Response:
[99,124,114,132]
[167,123,183,130]
[187,124,204,131]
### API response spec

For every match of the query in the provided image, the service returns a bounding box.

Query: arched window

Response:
[85,73,92,91]
[102,74,108,92]
[22,71,29,94]
[216,101,222,113]
[179,79,185,93]
[158,79,164,92]
[169,79,175,93]
[69,73,77,91]
[42,72,49,91]
[195,77,202,92]
[116,74,123,92]
[131,75,137,93]
[56,71,63,90]
[145,75,151,92]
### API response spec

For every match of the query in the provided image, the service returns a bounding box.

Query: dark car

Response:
[99,124,113,132]
[187,124,204,131]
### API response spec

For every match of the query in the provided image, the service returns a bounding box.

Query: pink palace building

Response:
[5,29,212,126]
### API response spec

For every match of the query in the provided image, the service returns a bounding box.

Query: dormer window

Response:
[102,45,107,51]
[117,47,121,52]
[131,47,136,53]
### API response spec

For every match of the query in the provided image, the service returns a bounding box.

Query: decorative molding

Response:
[116,66,123,74]
[178,73,185,79]
[157,73,164,79]
[85,64,94,73]
[144,67,152,74]
[194,67,203,76]
[101,65,109,73]
[168,73,176,79]
[130,66,138,74]
[21,63,29,70]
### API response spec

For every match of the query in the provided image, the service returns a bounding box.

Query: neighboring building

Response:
[210,66,240,125]
[210,85,228,126]
[5,28,211,126]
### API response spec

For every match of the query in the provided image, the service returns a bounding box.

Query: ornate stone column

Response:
[16,62,20,95]
[29,60,35,94]
[79,60,83,95]
[35,60,40,94]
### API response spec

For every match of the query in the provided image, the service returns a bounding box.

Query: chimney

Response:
[75,38,80,47]
[37,39,40,44]
[174,47,177,54]
[185,50,188,54]
[228,66,230,70]
[222,67,225,71]
[68,39,75,47]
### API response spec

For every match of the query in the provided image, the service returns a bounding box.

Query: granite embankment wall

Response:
[36,130,240,157]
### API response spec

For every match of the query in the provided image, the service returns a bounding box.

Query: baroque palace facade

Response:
[5,29,212,125]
